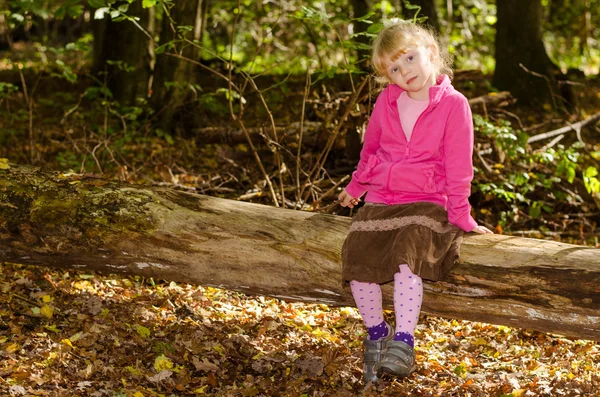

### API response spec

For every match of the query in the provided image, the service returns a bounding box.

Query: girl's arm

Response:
[443,98,478,232]
[344,93,385,199]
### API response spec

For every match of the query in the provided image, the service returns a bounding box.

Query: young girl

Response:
[339,21,493,385]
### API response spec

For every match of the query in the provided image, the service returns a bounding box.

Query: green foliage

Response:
[473,115,593,226]
[0,83,19,99]
[543,0,600,75]
[445,0,497,74]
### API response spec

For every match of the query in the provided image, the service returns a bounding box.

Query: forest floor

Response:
[1,262,599,396]
[1,54,600,395]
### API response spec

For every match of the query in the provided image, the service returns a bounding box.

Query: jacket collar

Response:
[386,74,452,107]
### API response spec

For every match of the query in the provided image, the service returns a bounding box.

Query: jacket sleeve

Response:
[443,98,478,232]
[344,92,384,199]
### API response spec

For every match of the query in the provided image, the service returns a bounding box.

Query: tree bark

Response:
[92,2,152,106]
[493,0,564,107]
[1,164,599,341]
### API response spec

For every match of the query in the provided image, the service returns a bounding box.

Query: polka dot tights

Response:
[350,265,423,346]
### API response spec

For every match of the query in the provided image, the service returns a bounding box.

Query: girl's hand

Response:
[472,225,494,234]
[338,189,360,208]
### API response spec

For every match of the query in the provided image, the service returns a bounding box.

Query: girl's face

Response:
[385,45,436,101]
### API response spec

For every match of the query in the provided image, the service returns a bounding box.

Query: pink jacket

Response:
[345,75,478,232]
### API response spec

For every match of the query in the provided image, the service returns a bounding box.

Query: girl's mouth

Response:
[407,76,417,84]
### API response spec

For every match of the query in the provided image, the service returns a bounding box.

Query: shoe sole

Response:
[377,363,415,378]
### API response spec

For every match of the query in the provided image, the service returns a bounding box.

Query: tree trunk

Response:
[350,0,371,68]
[493,0,563,107]
[92,3,151,106]
[151,0,202,133]
[1,164,599,341]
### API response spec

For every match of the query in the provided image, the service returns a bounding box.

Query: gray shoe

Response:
[362,323,393,385]
[376,340,416,378]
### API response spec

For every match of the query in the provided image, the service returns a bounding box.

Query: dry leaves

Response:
[0,262,598,396]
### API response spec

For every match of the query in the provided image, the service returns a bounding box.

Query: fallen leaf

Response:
[147,370,172,383]
[154,354,174,372]
[40,305,54,318]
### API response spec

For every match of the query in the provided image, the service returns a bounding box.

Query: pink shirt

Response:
[345,75,478,232]
[397,91,429,142]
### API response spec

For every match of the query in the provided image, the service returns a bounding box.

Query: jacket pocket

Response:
[354,155,381,184]
[421,165,436,193]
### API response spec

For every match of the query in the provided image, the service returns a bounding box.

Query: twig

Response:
[18,66,35,164]
[536,134,564,152]
[311,174,350,208]
[163,52,241,93]
[224,0,278,207]
[493,108,525,130]
[476,145,494,175]
[296,67,311,207]
[519,63,558,111]
[298,77,370,208]
[527,111,600,143]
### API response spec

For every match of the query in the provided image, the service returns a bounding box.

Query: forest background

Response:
[0,0,599,396]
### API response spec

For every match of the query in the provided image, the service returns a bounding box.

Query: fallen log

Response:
[1,164,599,341]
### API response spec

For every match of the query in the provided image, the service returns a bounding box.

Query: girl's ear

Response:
[428,44,439,61]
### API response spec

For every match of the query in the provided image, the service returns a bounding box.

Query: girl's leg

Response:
[349,281,389,340]
[392,264,423,347]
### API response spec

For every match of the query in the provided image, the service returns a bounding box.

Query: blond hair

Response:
[371,21,452,84]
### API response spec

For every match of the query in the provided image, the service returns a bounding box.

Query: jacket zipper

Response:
[405,104,430,158]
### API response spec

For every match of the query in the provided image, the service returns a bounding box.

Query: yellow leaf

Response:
[61,339,74,348]
[511,389,526,397]
[73,280,92,291]
[0,158,10,170]
[126,366,142,376]
[0,336,7,343]
[567,372,575,380]
[213,345,225,356]
[133,392,145,397]
[136,325,151,338]
[40,305,54,318]
[154,354,174,372]
[42,295,52,303]
[473,337,488,346]
[6,343,19,353]
[194,386,209,394]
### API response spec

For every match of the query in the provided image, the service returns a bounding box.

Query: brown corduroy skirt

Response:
[341,201,464,284]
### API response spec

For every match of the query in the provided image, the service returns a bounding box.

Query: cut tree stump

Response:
[1,164,599,341]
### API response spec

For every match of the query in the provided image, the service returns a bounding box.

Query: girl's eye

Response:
[407,56,414,62]
[391,67,398,73]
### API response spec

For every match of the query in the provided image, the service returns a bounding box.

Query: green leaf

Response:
[142,0,158,8]
[88,0,106,8]
[367,23,384,34]
[94,7,109,19]
[136,325,151,338]
[353,11,374,22]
